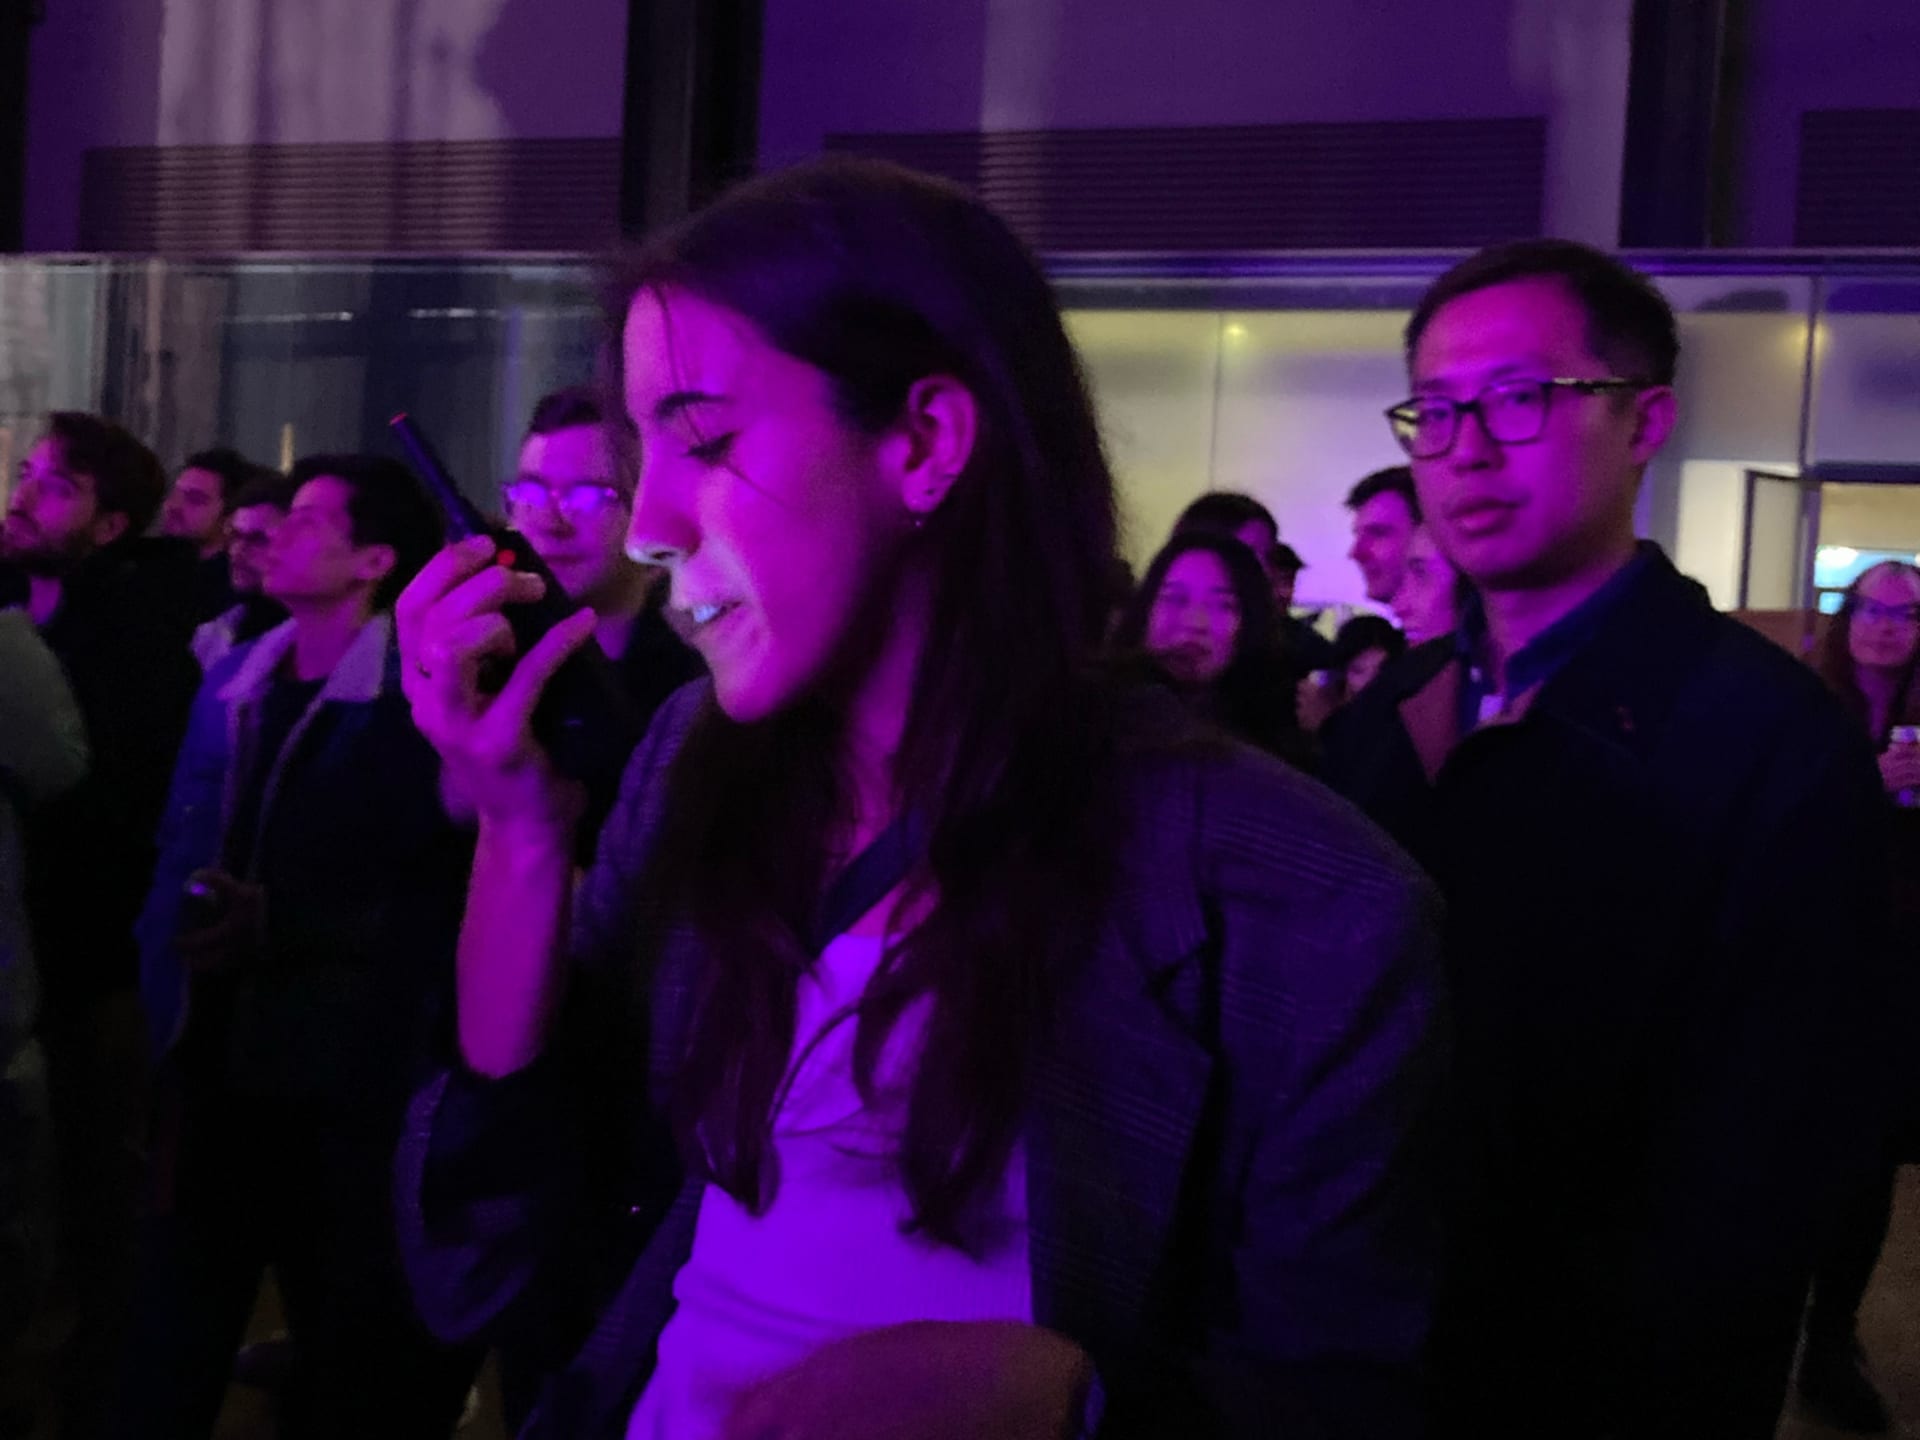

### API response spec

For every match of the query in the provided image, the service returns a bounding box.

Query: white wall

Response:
[1065,305,1411,611]
[760,0,1633,243]
[1821,485,1920,555]
[24,0,630,249]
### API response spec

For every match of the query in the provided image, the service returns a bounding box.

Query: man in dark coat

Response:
[1323,240,1893,1440]
[0,412,201,1440]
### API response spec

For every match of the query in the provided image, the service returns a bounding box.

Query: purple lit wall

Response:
[23,0,630,251]
[23,0,162,251]
[759,0,1633,244]
[1737,0,1920,247]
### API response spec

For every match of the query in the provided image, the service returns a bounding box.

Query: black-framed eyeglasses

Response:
[1384,377,1653,460]
[501,479,630,523]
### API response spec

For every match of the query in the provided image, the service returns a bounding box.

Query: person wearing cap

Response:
[1267,542,1336,673]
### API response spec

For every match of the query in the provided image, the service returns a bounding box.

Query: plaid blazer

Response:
[397,684,1445,1439]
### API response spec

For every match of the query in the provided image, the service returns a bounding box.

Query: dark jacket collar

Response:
[1374,544,1721,759]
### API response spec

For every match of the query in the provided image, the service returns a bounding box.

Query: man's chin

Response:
[545,564,603,604]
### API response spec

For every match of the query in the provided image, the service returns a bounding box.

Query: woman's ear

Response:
[882,375,979,522]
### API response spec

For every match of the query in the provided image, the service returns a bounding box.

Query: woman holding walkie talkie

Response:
[392,158,1446,1440]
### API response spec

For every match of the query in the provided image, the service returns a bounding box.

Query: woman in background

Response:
[1799,559,1920,1433]
[1113,531,1304,760]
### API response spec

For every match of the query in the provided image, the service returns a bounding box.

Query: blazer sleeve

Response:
[394,684,709,1346]
[1109,770,1448,1439]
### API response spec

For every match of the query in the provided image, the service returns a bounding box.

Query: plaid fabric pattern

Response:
[398,685,1445,1439]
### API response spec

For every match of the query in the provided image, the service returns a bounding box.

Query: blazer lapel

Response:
[1028,762,1216,1355]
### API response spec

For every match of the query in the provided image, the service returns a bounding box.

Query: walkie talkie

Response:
[389,413,644,799]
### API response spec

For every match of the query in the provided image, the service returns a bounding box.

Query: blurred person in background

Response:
[1391,526,1464,645]
[1797,559,1920,1433]
[1268,542,1337,672]
[1115,530,1304,760]
[1297,616,1407,738]
[190,471,298,672]
[161,449,277,625]
[1334,616,1409,700]
[507,385,703,731]
[1172,490,1279,570]
[0,613,88,1437]
[1,412,200,1440]
[124,455,481,1440]
[1345,466,1420,605]
[1172,493,1335,679]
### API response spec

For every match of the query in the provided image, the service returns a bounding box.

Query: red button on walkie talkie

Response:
[496,547,517,568]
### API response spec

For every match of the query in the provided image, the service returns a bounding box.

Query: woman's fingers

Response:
[425,562,547,648]
[475,608,599,756]
[428,613,519,692]
[396,537,497,663]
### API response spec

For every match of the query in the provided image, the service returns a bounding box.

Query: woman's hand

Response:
[395,536,598,838]
[174,869,266,974]
[1877,742,1920,797]
[723,1321,1093,1440]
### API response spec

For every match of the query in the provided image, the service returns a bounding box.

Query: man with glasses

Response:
[1322,241,1893,1438]
[190,471,298,671]
[507,387,702,741]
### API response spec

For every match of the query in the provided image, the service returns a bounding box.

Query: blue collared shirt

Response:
[1456,543,1656,735]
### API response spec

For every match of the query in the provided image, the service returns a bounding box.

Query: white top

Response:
[627,933,1033,1439]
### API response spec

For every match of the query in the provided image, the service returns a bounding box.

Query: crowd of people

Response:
[0,156,1913,1440]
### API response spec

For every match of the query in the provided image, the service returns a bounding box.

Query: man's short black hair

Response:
[46,412,167,541]
[181,448,273,512]
[230,471,300,514]
[288,454,442,610]
[1270,542,1305,576]
[1172,491,1278,545]
[1344,465,1421,523]
[526,385,608,436]
[1405,239,1680,387]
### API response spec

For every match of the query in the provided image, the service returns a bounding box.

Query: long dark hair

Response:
[1818,560,1920,741]
[614,159,1123,1250]
[1113,531,1291,750]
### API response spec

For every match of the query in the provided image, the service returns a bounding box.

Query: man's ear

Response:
[880,374,979,522]
[89,510,130,548]
[1630,386,1677,464]
[356,542,397,591]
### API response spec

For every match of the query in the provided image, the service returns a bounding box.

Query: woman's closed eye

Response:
[685,432,738,465]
